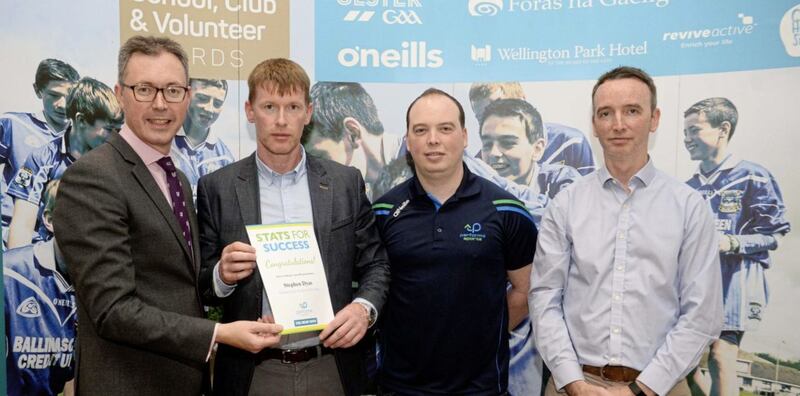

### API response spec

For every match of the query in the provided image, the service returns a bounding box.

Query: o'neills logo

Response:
[337,41,444,68]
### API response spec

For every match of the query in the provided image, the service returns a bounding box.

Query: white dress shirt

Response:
[530,159,723,395]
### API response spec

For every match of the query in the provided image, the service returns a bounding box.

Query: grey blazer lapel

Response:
[307,157,332,269]
[235,154,264,313]
[109,134,194,264]
[235,153,262,228]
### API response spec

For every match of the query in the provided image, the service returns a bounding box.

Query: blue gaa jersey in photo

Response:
[4,239,77,396]
[686,156,790,330]
[1,112,63,234]
[170,132,235,202]
[7,131,74,243]
[373,165,537,396]
[540,123,596,176]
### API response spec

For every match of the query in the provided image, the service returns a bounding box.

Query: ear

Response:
[342,117,363,144]
[304,102,313,126]
[42,211,54,234]
[74,112,87,126]
[462,126,468,148]
[719,121,732,139]
[532,138,546,161]
[114,84,125,108]
[244,100,255,123]
[649,107,661,133]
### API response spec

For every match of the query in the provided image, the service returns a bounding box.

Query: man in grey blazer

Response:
[196,58,390,396]
[53,36,283,395]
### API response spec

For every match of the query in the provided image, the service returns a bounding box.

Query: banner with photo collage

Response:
[1,0,799,394]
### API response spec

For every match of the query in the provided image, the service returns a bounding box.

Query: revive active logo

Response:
[337,41,444,68]
[662,13,755,48]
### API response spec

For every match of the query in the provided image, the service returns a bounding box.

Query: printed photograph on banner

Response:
[674,68,799,393]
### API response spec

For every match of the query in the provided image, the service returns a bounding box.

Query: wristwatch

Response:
[356,302,377,327]
[628,381,646,396]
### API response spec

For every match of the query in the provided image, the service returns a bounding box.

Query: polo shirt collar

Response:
[409,162,482,203]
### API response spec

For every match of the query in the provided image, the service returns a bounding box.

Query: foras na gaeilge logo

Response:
[469,0,503,16]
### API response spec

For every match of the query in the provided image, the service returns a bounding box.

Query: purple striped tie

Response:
[156,156,193,254]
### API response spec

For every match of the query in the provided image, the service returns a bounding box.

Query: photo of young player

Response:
[682,97,791,396]
[303,82,403,199]
[170,78,235,201]
[1,59,80,245]
[469,82,596,175]
[6,77,123,248]
[479,98,579,199]
[4,179,76,396]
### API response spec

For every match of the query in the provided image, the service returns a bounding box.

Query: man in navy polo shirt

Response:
[373,88,536,395]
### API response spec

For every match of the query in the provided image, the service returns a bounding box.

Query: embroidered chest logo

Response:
[460,222,486,242]
[17,297,41,318]
[14,167,34,188]
[718,190,744,213]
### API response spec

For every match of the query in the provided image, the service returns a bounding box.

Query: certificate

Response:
[246,223,335,334]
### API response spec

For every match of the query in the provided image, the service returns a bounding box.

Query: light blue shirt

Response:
[213,149,375,347]
[529,159,723,395]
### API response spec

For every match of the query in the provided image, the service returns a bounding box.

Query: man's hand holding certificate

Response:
[246,223,336,334]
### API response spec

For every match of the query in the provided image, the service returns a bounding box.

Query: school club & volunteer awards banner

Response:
[2,1,799,394]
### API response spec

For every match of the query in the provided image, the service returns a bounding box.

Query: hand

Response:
[216,320,283,353]
[564,380,613,396]
[718,232,731,253]
[219,242,257,285]
[607,381,655,396]
[319,303,369,349]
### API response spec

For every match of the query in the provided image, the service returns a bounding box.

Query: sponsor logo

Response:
[460,222,486,242]
[343,10,376,22]
[17,297,41,318]
[662,13,755,48]
[471,44,492,62]
[13,167,33,188]
[339,0,423,24]
[383,9,422,24]
[469,0,503,16]
[718,190,743,213]
[337,41,444,68]
[393,199,410,217]
[779,4,800,57]
[336,0,421,8]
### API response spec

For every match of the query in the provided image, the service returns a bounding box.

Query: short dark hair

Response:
[118,36,188,84]
[405,88,465,131]
[247,58,310,103]
[190,78,228,98]
[34,59,80,93]
[66,77,124,127]
[592,66,657,111]
[479,98,544,144]
[468,82,525,103]
[305,82,384,144]
[685,97,739,141]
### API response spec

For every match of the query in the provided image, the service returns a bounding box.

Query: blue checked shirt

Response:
[530,159,723,395]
